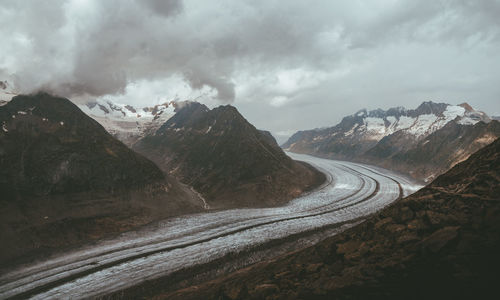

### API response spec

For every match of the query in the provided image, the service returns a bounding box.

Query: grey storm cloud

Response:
[1,0,500,134]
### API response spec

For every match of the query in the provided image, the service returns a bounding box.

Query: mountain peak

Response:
[5,92,100,129]
[354,109,367,117]
[413,101,448,116]
[458,102,474,112]
[0,93,167,197]
[134,102,324,208]
[283,100,494,161]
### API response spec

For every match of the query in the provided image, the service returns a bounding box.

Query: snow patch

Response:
[443,105,465,120]
[78,99,178,145]
[405,114,438,137]
[364,117,387,140]
[457,117,478,125]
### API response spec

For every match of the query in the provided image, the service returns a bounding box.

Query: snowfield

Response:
[0,153,422,299]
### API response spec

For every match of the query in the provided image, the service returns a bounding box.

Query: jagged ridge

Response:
[283,101,498,181]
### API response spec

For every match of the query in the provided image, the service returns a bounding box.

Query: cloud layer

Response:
[1,0,500,135]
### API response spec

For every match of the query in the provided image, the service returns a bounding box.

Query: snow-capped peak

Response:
[78,99,179,146]
[327,101,492,143]
[80,99,177,121]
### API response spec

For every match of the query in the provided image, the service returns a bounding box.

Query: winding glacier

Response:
[0,153,422,299]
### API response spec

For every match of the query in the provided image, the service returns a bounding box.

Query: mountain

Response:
[0,80,18,104]
[77,99,179,146]
[0,93,203,267]
[283,101,498,181]
[283,101,490,158]
[365,119,500,182]
[133,102,325,209]
[161,137,500,300]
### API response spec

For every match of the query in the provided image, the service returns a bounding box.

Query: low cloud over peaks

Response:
[1,0,499,132]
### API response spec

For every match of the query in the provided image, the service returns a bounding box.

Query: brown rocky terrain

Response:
[157,137,500,299]
[0,93,203,269]
[133,102,325,209]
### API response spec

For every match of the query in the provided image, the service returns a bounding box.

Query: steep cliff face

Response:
[0,93,203,267]
[134,102,325,209]
[160,138,500,300]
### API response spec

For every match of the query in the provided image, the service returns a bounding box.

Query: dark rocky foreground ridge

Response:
[133,102,325,209]
[158,137,500,299]
[0,93,203,268]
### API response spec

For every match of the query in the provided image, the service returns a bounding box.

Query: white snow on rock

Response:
[364,117,387,140]
[402,105,482,138]
[0,80,18,102]
[78,99,179,145]
[404,114,438,138]
[351,104,487,142]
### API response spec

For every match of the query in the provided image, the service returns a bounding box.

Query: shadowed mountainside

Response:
[0,93,203,268]
[133,102,325,209]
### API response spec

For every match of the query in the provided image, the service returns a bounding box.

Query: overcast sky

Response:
[1,0,500,140]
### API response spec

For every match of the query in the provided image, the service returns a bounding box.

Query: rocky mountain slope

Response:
[365,119,500,182]
[283,101,499,182]
[77,99,179,146]
[160,137,500,300]
[0,93,203,268]
[133,102,325,209]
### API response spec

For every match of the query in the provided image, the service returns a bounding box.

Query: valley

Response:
[2,2,499,297]
[0,153,420,299]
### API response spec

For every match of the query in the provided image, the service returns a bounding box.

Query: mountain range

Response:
[2,92,498,296]
[160,136,500,300]
[283,101,499,182]
[0,93,324,267]
[78,98,324,208]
